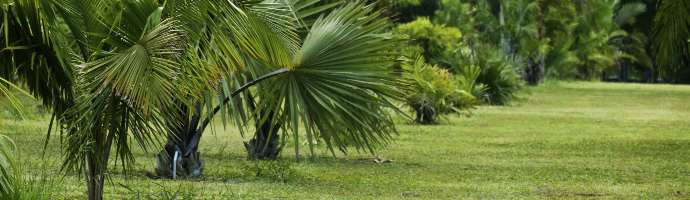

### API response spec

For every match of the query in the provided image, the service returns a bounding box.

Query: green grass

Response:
[1,81,690,199]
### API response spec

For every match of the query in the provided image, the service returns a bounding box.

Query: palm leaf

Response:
[51,0,109,59]
[256,1,407,156]
[615,2,646,27]
[61,0,192,173]
[0,78,32,119]
[0,134,18,197]
[653,0,690,73]
[1,0,74,112]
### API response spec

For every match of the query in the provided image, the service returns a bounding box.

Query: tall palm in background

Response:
[421,0,523,105]
[569,0,649,80]
[538,0,648,81]
[570,0,617,80]
[610,2,651,81]
[499,0,546,85]
[2,0,406,199]
[653,0,690,75]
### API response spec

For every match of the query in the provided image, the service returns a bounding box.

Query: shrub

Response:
[457,65,488,108]
[474,51,523,105]
[393,17,463,64]
[403,56,480,124]
[437,46,523,105]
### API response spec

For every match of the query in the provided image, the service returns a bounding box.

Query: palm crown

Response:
[1,0,406,199]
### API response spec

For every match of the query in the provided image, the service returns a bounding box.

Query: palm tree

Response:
[498,0,546,85]
[566,0,650,80]
[611,2,651,81]
[3,0,406,199]
[153,0,407,178]
[653,0,690,74]
[152,0,342,178]
[0,0,74,132]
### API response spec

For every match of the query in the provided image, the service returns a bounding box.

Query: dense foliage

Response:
[403,55,483,124]
[0,0,689,199]
[1,0,405,199]
[390,0,688,84]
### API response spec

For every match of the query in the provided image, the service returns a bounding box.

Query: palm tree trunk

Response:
[649,30,658,83]
[85,133,114,200]
[244,108,282,160]
[152,68,290,178]
[624,63,630,82]
[536,1,548,83]
[619,62,624,82]
[154,102,206,179]
[539,54,545,82]
[499,2,509,57]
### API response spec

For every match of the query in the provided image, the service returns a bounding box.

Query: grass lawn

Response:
[2,81,690,199]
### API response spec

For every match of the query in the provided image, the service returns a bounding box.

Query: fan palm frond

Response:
[257,1,407,155]
[61,0,192,174]
[614,2,646,27]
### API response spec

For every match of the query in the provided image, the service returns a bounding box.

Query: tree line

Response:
[388,0,690,84]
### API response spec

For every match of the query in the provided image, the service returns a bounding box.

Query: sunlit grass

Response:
[1,81,689,199]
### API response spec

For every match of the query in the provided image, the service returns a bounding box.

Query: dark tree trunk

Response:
[624,63,630,81]
[85,133,114,200]
[539,54,545,82]
[154,102,206,179]
[150,68,291,175]
[244,109,282,160]
[653,64,659,83]
[414,106,436,124]
[243,92,283,160]
[648,29,657,83]
[617,61,623,82]
[526,57,540,85]
[536,1,548,83]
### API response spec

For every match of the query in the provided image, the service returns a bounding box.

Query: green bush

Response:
[437,47,523,105]
[457,65,489,107]
[474,51,523,105]
[393,17,463,64]
[403,56,480,124]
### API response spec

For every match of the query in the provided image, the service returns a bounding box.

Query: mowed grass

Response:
[1,81,690,199]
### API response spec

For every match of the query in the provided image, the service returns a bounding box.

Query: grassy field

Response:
[2,81,690,199]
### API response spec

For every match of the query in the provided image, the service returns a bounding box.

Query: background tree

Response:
[653,0,690,82]
[394,0,523,105]
[402,55,483,124]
